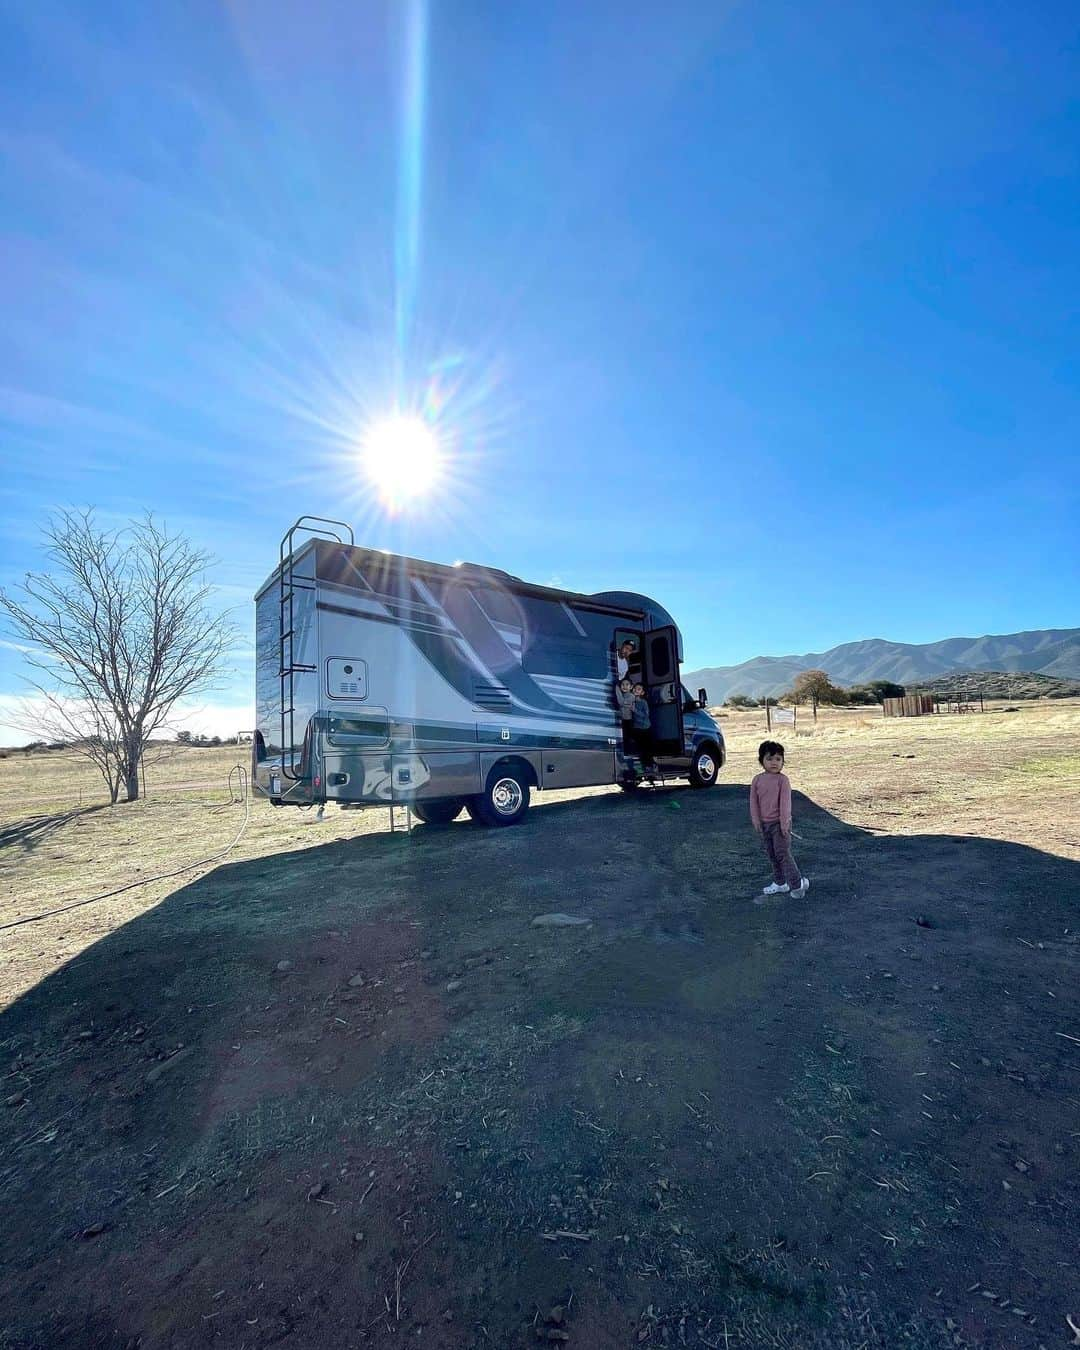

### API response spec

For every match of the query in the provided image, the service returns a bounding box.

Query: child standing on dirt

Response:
[750,741,809,898]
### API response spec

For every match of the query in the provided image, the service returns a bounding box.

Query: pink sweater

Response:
[750,771,792,832]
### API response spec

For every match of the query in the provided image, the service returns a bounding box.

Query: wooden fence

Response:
[882,694,934,718]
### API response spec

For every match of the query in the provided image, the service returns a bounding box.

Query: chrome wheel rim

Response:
[697,753,716,781]
[491,777,523,815]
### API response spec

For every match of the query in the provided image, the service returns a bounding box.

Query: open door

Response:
[642,626,683,756]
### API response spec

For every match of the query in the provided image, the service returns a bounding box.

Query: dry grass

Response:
[715,698,1080,855]
[2,700,1078,1010]
[3,704,1079,1349]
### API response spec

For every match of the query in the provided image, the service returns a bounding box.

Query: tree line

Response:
[725,671,906,712]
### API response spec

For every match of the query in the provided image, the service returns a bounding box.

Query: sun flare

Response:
[361,414,441,510]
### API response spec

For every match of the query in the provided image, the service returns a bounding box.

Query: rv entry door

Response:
[643,626,683,756]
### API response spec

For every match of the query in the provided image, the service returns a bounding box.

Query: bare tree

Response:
[790,669,846,720]
[0,510,233,803]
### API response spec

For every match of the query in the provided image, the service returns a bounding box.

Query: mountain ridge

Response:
[682,627,1080,702]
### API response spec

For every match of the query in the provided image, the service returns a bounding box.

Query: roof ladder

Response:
[277,516,354,782]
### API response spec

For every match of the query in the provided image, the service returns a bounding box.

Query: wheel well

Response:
[698,739,724,765]
[486,756,538,789]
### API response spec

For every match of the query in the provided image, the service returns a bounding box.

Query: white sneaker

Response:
[762,882,789,895]
[791,878,811,898]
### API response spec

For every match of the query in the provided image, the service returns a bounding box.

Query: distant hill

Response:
[684,627,1080,702]
[916,670,1080,701]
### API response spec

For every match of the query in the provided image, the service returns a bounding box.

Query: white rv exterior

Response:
[253,519,725,826]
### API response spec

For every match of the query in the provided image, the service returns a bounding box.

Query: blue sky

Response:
[1,0,1078,735]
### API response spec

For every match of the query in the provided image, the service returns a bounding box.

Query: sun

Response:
[361,414,441,510]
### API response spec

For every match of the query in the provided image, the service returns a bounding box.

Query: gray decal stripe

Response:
[316,601,447,637]
[438,585,592,718]
[315,600,611,728]
[317,599,598,726]
[318,714,613,752]
[321,578,449,624]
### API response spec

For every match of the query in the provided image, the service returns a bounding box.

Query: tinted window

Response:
[519,596,578,637]
[523,639,608,679]
[472,585,526,629]
[649,635,673,679]
[519,596,607,678]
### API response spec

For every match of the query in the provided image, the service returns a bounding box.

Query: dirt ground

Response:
[1,703,1078,1349]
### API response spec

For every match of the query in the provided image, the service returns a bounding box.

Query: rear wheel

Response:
[412,798,465,825]
[467,769,531,826]
[689,743,721,789]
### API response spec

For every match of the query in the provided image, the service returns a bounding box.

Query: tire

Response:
[411,798,465,826]
[688,743,721,789]
[468,769,531,827]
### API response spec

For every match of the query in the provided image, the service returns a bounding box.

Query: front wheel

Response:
[467,770,531,826]
[688,744,721,789]
[412,798,465,825]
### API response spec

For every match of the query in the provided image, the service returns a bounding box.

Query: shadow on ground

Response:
[0,805,106,855]
[1,785,1078,1349]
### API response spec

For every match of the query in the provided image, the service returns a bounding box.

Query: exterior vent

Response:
[473,680,511,712]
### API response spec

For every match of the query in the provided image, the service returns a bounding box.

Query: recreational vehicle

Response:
[253,517,725,826]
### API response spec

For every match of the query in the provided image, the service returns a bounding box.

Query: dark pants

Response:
[636,726,655,764]
[623,721,654,765]
[761,821,801,888]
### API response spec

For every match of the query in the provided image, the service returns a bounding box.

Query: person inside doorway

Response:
[616,638,639,682]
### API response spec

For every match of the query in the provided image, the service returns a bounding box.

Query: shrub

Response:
[868,680,906,702]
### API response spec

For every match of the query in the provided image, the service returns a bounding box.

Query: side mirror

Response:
[698,688,708,709]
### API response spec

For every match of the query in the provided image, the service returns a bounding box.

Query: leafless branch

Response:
[0,510,235,803]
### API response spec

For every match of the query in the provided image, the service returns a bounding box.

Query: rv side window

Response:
[523,636,608,680]
[472,585,525,629]
[519,597,608,679]
[326,714,389,744]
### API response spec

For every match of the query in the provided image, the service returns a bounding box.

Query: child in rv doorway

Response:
[616,677,636,756]
[750,741,810,898]
[630,681,655,769]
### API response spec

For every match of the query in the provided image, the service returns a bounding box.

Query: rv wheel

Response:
[469,769,531,827]
[412,798,465,826]
[689,744,720,789]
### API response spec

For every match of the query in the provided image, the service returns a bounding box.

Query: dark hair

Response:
[758,740,785,765]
